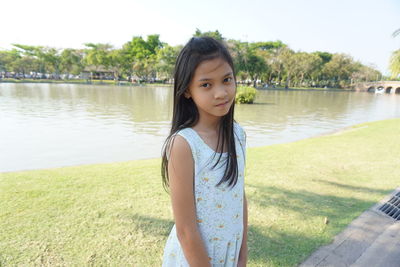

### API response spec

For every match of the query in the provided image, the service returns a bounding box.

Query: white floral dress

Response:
[162,122,246,267]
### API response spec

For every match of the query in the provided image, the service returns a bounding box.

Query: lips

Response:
[216,100,230,106]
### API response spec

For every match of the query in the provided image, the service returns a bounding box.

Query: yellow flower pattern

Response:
[162,122,246,267]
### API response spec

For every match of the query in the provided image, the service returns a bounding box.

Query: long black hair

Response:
[161,36,239,193]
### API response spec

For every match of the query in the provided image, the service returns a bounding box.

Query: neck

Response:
[195,114,222,133]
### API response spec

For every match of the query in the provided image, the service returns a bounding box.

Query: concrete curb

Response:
[299,188,400,267]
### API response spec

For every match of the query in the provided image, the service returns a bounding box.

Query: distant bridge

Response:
[355,81,400,94]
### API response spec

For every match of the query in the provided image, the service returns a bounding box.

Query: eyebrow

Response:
[198,72,233,82]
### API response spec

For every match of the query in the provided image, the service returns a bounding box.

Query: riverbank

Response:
[256,86,354,92]
[1,78,355,91]
[0,78,173,87]
[1,118,399,266]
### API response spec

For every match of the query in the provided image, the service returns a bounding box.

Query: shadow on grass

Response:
[246,183,378,221]
[243,182,385,265]
[131,210,328,265]
[130,213,174,238]
[247,224,328,266]
[131,181,385,266]
[315,180,392,195]
[131,212,329,266]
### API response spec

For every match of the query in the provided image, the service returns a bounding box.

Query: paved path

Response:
[299,189,400,267]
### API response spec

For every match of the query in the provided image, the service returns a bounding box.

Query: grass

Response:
[1,118,399,266]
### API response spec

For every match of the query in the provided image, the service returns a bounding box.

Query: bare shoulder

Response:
[167,134,197,233]
[168,134,194,184]
[168,134,193,161]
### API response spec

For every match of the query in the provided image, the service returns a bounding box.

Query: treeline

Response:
[0,29,382,88]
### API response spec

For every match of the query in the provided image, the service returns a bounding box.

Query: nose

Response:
[214,85,228,99]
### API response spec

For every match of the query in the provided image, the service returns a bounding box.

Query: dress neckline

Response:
[188,128,228,155]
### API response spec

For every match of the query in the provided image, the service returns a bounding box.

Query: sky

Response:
[1,0,399,75]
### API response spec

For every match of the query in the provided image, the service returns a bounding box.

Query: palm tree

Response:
[390,50,400,79]
[389,29,400,79]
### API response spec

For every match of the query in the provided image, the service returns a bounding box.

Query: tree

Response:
[122,35,163,81]
[13,56,40,76]
[294,52,322,87]
[251,40,286,51]
[146,34,164,55]
[264,46,287,85]
[279,48,297,88]
[313,51,333,64]
[12,44,63,78]
[322,54,357,88]
[0,49,21,72]
[311,51,333,86]
[83,43,113,80]
[389,50,400,79]
[60,49,84,76]
[12,44,44,76]
[156,44,181,81]
[194,29,224,41]
[37,47,62,78]
[1,32,382,87]
[351,63,381,82]
[246,48,268,87]
[228,40,269,86]
[108,49,126,81]
[11,44,37,57]
[228,40,268,86]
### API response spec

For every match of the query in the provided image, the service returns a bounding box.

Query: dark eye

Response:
[201,83,211,88]
[224,77,232,83]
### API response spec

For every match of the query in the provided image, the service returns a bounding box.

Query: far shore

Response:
[1,78,356,91]
[0,78,171,87]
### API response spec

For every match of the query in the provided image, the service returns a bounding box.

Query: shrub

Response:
[235,86,257,104]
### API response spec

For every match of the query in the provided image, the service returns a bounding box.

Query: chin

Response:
[218,108,232,117]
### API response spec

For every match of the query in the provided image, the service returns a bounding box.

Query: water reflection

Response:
[0,83,399,172]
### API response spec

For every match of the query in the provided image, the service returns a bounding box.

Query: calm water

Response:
[1,83,399,172]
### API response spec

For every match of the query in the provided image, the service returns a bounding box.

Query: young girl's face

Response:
[185,57,236,120]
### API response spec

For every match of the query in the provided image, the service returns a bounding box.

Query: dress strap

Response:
[234,122,246,162]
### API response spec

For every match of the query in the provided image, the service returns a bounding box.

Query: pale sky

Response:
[1,0,399,75]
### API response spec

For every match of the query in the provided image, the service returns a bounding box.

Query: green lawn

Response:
[1,118,399,266]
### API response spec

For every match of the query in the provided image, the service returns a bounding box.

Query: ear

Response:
[184,91,191,99]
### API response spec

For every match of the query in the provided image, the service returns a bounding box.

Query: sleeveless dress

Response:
[162,122,246,267]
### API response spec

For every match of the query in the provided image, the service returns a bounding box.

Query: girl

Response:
[161,36,248,267]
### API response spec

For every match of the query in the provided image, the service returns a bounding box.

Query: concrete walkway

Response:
[299,189,400,267]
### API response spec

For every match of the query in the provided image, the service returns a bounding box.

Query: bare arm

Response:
[168,135,211,267]
[238,191,248,266]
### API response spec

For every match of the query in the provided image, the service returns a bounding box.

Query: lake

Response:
[1,83,399,172]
